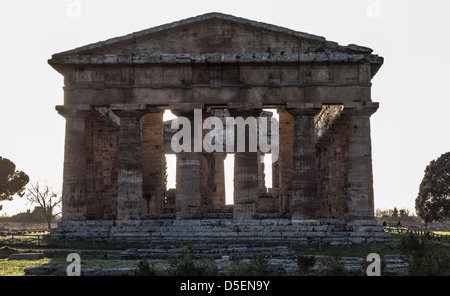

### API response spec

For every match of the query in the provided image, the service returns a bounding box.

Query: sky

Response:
[0,0,449,216]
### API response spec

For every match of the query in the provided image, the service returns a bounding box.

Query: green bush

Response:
[398,232,450,276]
[398,232,427,256]
[225,253,270,276]
[136,260,160,276]
[168,244,218,276]
[319,253,348,276]
[296,254,316,276]
[408,249,450,276]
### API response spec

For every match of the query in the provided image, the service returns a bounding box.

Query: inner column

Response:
[212,152,226,206]
[277,107,294,217]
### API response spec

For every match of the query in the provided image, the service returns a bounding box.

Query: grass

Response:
[433,231,450,236]
[1,231,450,276]
[0,258,52,276]
[0,246,50,276]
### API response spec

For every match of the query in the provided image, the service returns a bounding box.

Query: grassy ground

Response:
[1,231,450,276]
[433,231,450,236]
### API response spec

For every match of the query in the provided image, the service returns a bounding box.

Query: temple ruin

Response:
[48,13,389,243]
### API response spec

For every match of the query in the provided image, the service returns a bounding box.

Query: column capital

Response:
[110,103,148,118]
[146,106,166,114]
[56,104,92,118]
[227,102,263,118]
[286,102,322,117]
[343,102,379,117]
[170,103,205,117]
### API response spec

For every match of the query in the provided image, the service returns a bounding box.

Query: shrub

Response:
[296,254,316,276]
[408,249,450,276]
[136,260,160,276]
[398,232,450,276]
[319,253,348,276]
[168,244,218,276]
[398,232,427,256]
[225,253,270,276]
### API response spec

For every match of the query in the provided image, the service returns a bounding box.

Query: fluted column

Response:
[287,103,322,220]
[228,107,262,220]
[171,104,204,219]
[111,104,147,221]
[343,102,379,220]
[56,105,92,221]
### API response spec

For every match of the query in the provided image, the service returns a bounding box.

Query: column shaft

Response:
[287,103,322,220]
[142,109,165,218]
[112,104,147,221]
[56,105,92,221]
[229,108,261,219]
[171,105,204,219]
[213,152,226,205]
[277,109,294,216]
[344,102,378,220]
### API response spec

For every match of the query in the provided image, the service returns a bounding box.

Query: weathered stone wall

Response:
[316,107,349,219]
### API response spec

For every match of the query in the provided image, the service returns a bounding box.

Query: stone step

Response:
[120,244,297,260]
[49,219,390,244]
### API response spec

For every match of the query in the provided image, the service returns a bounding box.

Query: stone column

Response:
[343,102,379,220]
[287,103,322,220]
[258,151,267,193]
[171,103,204,219]
[111,104,148,222]
[277,108,293,216]
[56,105,92,221]
[213,152,226,205]
[142,108,165,218]
[228,106,262,220]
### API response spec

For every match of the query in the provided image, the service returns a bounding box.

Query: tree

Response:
[25,182,62,229]
[399,208,410,219]
[415,152,450,223]
[392,207,398,219]
[0,156,29,212]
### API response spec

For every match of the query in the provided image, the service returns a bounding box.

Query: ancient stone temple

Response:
[48,13,389,243]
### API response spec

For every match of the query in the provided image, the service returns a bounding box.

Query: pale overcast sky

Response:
[0,0,449,215]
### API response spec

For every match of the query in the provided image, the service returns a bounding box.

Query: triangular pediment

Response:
[51,12,373,57]
[49,13,383,78]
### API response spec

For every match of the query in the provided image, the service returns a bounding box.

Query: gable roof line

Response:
[52,12,357,57]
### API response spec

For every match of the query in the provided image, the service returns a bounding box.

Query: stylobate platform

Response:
[49,219,390,245]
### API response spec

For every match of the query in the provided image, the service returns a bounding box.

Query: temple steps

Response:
[49,219,390,245]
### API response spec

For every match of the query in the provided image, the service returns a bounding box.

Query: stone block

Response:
[24,264,54,275]
[9,253,44,260]
[101,268,136,276]
[201,219,220,226]
[291,219,321,226]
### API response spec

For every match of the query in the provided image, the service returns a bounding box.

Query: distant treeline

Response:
[0,207,60,224]
[375,207,421,222]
